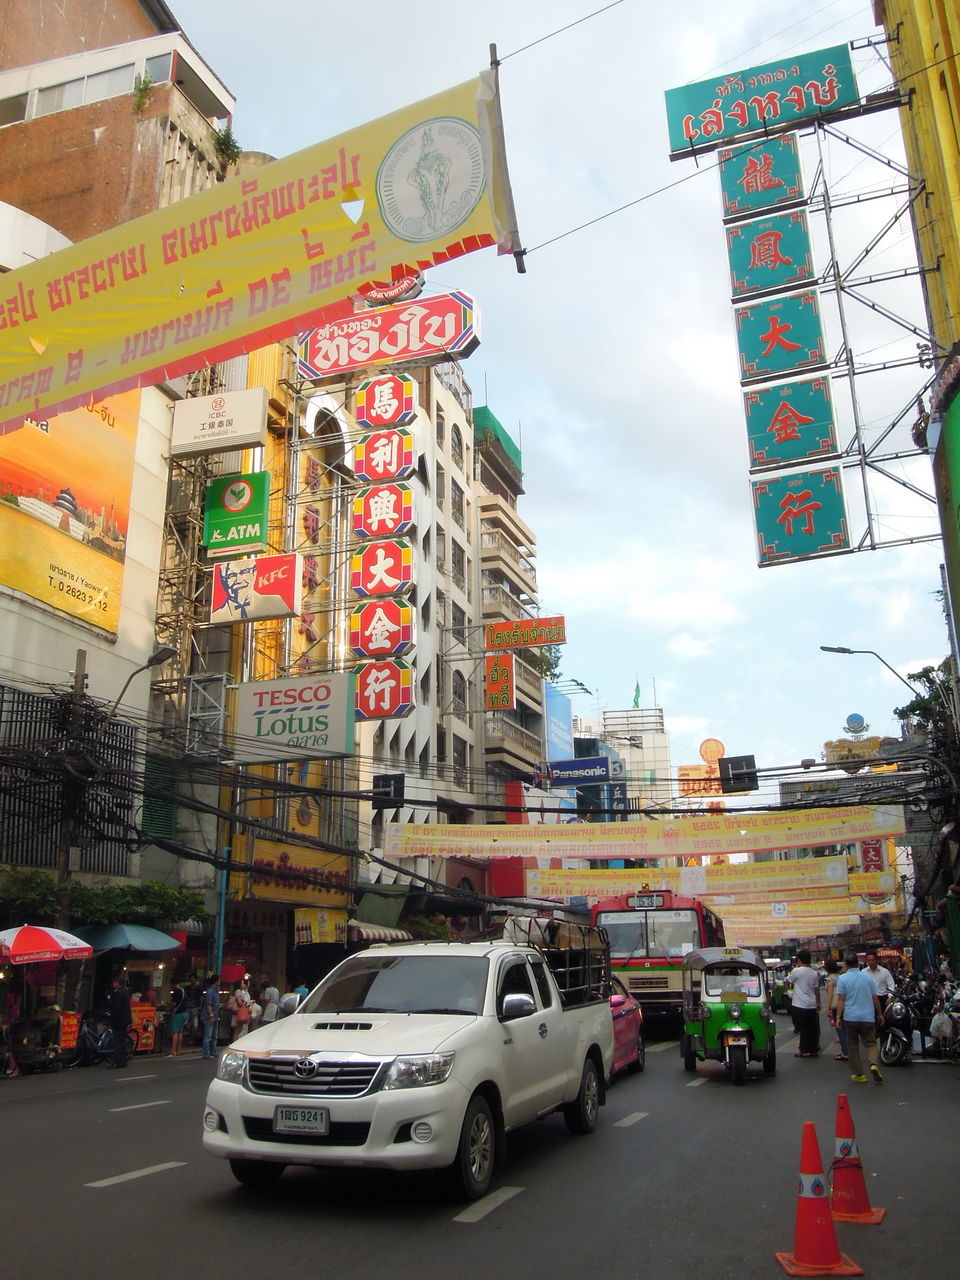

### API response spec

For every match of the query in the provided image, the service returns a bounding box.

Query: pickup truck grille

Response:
[247,1055,383,1097]
[243,1117,370,1146]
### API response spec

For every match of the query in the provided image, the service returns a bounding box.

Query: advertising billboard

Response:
[743,376,838,471]
[232,672,355,763]
[209,553,303,623]
[170,387,267,457]
[202,471,271,558]
[752,466,850,564]
[0,391,139,633]
[484,615,566,650]
[718,133,805,220]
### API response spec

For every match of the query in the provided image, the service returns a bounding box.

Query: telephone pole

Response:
[56,648,87,928]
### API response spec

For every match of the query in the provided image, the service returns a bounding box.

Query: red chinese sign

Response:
[350,598,414,657]
[485,653,515,710]
[354,427,415,482]
[298,290,479,379]
[354,657,415,719]
[485,615,566,651]
[859,841,885,874]
[352,482,414,538]
[351,539,413,597]
[354,373,418,429]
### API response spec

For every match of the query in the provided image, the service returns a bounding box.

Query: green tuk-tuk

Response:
[680,946,777,1085]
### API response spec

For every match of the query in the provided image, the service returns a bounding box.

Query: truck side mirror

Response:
[500,993,536,1021]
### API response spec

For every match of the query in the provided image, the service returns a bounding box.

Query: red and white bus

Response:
[591,891,725,1018]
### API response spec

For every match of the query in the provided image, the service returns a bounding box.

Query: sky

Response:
[176,0,949,789]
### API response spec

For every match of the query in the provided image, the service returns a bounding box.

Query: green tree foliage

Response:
[0,867,58,926]
[526,644,563,681]
[893,658,957,755]
[0,868,207,929]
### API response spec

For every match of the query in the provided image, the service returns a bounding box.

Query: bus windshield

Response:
[601,909,701,959]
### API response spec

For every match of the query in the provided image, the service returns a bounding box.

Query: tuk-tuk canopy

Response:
[681,946,764,972]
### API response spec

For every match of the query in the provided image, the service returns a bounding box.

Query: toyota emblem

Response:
[294,1057,318,1078]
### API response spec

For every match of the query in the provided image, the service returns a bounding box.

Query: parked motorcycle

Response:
[878,976,936,1066]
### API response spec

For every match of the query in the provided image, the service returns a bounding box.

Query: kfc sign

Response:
[350,598,415,657]
[297,291,480,379]
[354,428,415,483]
[354,658,415,719]
[351,539,414,597]
[210,553,303,622]
[355,374,418,429]
[353,482,415,538]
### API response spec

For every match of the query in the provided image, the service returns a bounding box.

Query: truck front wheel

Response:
[229,1159,285,1187]
[451,1095,496,1200]
[564,1057,600,1134]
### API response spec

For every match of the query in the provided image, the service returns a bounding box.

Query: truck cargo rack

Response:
[501,916,611,1007]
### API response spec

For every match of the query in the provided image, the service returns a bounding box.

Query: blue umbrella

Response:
[75,923,182,953]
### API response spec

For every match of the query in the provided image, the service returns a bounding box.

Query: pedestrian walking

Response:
[106,973,132,1069]
[823,957,848,1061]
[864,950,896,1010]
[836,951,884,1084]
[184,974,201,1043]
[229,976,253,1038]
[260,979,280,1024]
[788,949,821,1057]
[200,973,220,1059]
[167,979,187,1057]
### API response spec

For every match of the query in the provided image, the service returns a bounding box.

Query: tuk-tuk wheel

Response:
[729,1045,747,1085]
[682,1035,697,1073]
[763,1043,776,1076]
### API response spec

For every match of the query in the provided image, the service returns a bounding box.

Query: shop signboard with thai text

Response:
[170,387,267,457]
[485,652,515,709]
[230,837,352,907]
[744,376,837,471]
[484,615,566,651]
[0,77,518,430]
[718,133,805,220]
[210,552,303,622]
[752,466,849,564]
[726,210,814,299]
[298,290,480,379]
[735,291,827,383]
[664,44,859,158]
[202,471,270,558]
[232,672,355,762]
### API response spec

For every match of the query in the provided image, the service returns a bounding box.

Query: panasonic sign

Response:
[546,756,615,785]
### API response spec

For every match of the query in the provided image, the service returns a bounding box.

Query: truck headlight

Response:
[382,1052,455,1090]
[216,1050,246,1083]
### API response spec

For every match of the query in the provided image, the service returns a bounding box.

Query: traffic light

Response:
[718,754,758,794]
[370,773,405,809]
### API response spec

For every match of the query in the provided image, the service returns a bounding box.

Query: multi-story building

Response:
[574,706,673,812]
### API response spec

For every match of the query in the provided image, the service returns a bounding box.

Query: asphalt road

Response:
[3,1013,958,1279]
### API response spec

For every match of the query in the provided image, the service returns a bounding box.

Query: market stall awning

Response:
[75,923,183,953]
[347,921,412,943]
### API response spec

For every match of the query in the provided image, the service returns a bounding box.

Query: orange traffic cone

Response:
[775,1122,864,1276]
[831,1093,886,1224]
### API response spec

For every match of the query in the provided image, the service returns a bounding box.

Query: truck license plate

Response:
[273,1106,329,1135]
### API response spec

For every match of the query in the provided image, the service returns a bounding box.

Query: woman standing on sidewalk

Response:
[824,958,847,1061]
[167,979,187,1057]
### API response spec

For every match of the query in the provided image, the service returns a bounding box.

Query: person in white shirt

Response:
[787,949,822,1056]
[864,950,896,1010]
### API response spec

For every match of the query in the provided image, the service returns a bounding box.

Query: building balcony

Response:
[482,585,535,622]
[480,530,538,596]
[483,714,543,772]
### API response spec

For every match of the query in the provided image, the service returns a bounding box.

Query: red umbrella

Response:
[0,924,94,964]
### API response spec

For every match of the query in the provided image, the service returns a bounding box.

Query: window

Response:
[36,79,83,117]
[436,530,446,572]
[498,960,534,1014]
[451,480,464,527]
[0,94,28,127]
[419,666,431,707]
[452,734,468,785]
[452,670,467,713]
[436,465,445,509]
[451,603,466,645]
[84,64,135,105]
[436,407,445,445]
[420,595,431,630]
[451,542,465,589]
[530,959,554,1008]
[451,424,464,470]
[145,53,173,83]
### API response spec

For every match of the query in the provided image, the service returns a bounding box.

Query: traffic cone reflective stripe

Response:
[775,1121,864,1277]
[831,1093,886,1225]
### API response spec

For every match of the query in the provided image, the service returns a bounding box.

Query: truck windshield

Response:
[301,955,489,1015]
[602,910,700,959]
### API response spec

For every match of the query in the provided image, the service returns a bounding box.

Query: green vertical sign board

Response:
[727,210,814,299]
[203,471,270,557]
[743,376,838,471]
[718,133,805,220]
[934,396,960,645]
[664,43,859,157]
[735,291,826,383]
[752,467,849,566]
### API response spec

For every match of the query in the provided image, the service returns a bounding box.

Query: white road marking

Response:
[646,1041,678,1053]
[686,1077,707,1087]
[109,1100,171,1113]
[453,1186,523,1222]
[85,1161,187,1188]
[614,1111,650,1127]
[117,1074,158,1082]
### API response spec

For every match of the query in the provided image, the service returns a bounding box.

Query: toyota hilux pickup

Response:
[203,936,614,1199]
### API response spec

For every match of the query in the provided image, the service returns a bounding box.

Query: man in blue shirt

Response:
[836,953,883,1083]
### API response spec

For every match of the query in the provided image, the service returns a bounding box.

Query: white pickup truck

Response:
[202,937,614,1198]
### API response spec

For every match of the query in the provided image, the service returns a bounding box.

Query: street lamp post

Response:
[820,644,959,726]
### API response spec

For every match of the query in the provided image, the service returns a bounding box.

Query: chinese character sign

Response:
[350,598,415,656]
[743,376,837,470]
[718,133,805,219]
[354,657,415,719]
[351,538,414,596]
[752,467,850,565]
[664,44,859,157]
[353,427,415,482]
[354,373,418,429]
[485,652,516,710]
[735,291,827,383]
[352,482,415,538]
[859,840,886,874]
[726,210,814,299]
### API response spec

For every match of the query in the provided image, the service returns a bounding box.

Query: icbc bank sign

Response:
[233,672,355,763]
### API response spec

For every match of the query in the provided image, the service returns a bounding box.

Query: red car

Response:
[610,976,645,1074]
